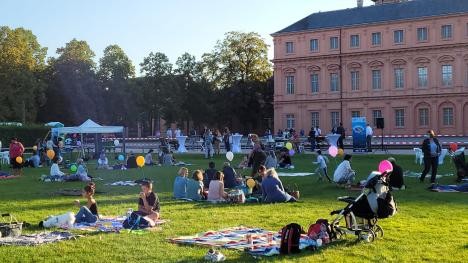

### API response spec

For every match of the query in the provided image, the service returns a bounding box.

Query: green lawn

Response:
[0,153,467,263]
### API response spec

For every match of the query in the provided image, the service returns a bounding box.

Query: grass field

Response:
[0,153,467,263]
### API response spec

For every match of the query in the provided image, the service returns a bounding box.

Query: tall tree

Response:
[40,39,101,124]
[98,44,135,81]
[140,52,172,77]
[200,31,272,87]
[0,26,47,123]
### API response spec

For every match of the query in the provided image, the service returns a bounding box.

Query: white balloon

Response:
[226,151,234,162]
[114,139,120,146]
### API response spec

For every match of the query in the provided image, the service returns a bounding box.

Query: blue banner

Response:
[352,117,367,152]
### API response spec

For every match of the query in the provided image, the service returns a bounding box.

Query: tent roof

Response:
[52,119,124,134]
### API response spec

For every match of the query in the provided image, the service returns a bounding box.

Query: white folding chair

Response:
[438,149,448,165]
[0,151,10,165]
[413,148,423,165]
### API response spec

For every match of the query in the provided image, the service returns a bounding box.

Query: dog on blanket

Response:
[39,212,75,228]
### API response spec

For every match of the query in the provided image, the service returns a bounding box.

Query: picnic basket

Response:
[0,213,23,238]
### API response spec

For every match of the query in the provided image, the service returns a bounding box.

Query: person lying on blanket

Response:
[74,184,99,224]
[137,181,160,226]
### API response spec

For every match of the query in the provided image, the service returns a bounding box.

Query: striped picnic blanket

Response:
[169,226,316,257]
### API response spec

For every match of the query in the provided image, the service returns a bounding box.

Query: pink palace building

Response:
[272,0,468,136]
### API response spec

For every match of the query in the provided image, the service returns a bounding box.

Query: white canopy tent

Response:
[51,119,126,156]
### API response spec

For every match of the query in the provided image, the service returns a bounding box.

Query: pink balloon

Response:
[378,160,393,173]
[288,149,295,156]
[328,146,338,157]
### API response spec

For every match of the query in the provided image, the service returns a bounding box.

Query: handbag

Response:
[287,184,300,200]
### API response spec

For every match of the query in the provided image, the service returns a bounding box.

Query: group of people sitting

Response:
[96,149,176,170]
[172,162,296,203]
[46,157,92,182]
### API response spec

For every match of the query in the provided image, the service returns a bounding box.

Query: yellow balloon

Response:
[338,148,344,157]
[285,142,293,150]
[47,149,55,159]
[32,145,38,151]
[136,156,145,167]
[246,178,256,189]
[15,156,23,164]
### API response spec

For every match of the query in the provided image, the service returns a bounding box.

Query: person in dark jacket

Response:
[222,162,240,189]
[203,161,217,188]
[336,123,345,150]
[419,130,441,186]
[308,128,316,151]
[388,157,405,190]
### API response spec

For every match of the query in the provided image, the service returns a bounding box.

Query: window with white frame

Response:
[371,32,381,46]
[286,42,294,53]
[351,71,360,91]
[286,76,295,94]
[330,37,339,49]
[441,65,453,87]
[351,111,361,118]
[310,39,319,52]
[311,74,319,93]
[417,27,428,41]
[395,109,405,127]
[331,111,340,128]
[372,70,382,90]
[418,67,428,88]
[443,107,454,126]
[441,25,453,39]
[330,73,340,92]
[350,35,360,48]
[311,112,320,128]
[372,110,382,127]
[286,114,295,129]
[394,30,404,44]
[419,108,429,126]
[394,68,404,89]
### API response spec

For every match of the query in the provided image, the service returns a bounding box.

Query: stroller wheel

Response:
[358,229,375,243]
[334,227,346,240]
[373,225,384,238]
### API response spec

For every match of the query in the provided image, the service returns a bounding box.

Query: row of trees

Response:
[0,27,273,135]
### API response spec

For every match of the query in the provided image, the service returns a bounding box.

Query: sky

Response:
[1,0,375,73]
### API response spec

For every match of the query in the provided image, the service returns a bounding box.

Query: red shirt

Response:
[9,142,24,158]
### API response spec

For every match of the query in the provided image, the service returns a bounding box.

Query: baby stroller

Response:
[329,171,397,242]
[450,148,467,182]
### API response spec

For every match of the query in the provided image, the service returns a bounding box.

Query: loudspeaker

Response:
[376,118,384,129]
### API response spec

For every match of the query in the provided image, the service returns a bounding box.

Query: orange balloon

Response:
[15,156,23,164]
[136,156,145,167]
[47,149,55,159]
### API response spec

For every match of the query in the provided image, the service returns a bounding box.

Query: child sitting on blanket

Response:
[74,184,99,224]
[137,181,160,226]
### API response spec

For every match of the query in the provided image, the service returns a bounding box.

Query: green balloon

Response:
[70,164,78,173]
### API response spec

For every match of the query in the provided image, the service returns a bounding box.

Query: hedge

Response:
[0,125,50,149]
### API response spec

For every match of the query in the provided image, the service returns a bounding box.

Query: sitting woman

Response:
[97,150,109,169]
[126,152,138,169]
[222,162,241,189]
[261,169,296,203]
[333,154,356,186]
[137,181,160,226]
[278,151,292,168]
[388,157,405,190]
[65,159,92,182]
[145,149,154,166]
[50,157,66,179]
[237,155,249,169]
[186,170,205,201]
[74,184,99,224]
[207,171,227,201]
[173,167,188,199]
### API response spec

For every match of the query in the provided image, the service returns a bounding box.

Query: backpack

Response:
[314,219,334,243]
[307,222,330,244]
[123,212,150,230]
[280,223,303,254]
[377,191,397,219]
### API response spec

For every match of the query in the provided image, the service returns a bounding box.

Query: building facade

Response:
[272,0,468,136]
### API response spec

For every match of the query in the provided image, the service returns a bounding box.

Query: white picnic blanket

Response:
[277,173,314,177]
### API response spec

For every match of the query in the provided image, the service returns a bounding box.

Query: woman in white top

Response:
[145,149,154,165]
[50,157,65,177]
[333,154,355,185]
[207,171,227,201]
[314,150,331,182]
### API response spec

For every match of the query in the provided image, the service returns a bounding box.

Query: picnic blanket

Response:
[404,171,453,179]
[62,216,168,233]
[0,231,77,246]
[430,183,468,193]
[105,181,138,186]
[169,226,316,257]
[277,173,314,177]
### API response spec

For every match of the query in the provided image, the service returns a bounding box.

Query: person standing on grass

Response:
[314,150,331,182]
[366,124,373,152]
[223,127,231,152]
[9,137,24,176]
[336,123,345,150]
[74,184,99,224]
[419,130,441,187]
